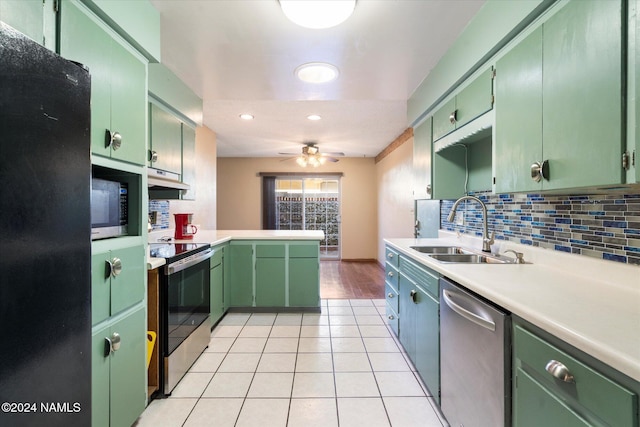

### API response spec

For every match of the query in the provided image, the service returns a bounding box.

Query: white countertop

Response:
[147,229,324,269]
[385,232,640,383]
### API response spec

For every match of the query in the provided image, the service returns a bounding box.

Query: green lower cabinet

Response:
[289,257,319,307]
[92,307,146,427]
[513,324,638,426]
[228,243,253,307]
[210,250,224,325]
[413,288,440,403]
[91,244,145,325]
[255,258,286,307]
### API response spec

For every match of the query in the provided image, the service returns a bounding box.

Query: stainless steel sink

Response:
[428,253,511,264]
[410,246,472,255]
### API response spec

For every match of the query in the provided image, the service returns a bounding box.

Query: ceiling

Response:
[149,0,485,158]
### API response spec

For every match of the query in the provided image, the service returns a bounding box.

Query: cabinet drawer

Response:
[385,282,399,313]
[399,256,439,299]
[514,325,637,427]
[256,244,285,258]
[385,246,399,267]
[384,262,399,290]
[289,243,318,258]
[385,303,399,336]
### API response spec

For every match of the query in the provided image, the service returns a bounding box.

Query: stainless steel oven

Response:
[150,243,212,395]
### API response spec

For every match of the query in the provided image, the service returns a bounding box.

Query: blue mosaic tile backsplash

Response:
[149,200,170,230]
[440,191,640,265]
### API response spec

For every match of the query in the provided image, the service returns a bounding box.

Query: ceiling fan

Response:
[279,143,345,167]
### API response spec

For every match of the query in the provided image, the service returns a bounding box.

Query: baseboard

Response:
[340,258,378,263]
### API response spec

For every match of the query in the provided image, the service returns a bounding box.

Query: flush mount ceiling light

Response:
[239,113,254,120]
[307,114,322,121]
[295,62,339,84]
[280,0,356,29]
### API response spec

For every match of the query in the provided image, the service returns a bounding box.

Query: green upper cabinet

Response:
[495,26,543,194]
[149,103,182,174]
[495,0,624,193]
[432,67,494,142]
[59,0,147,166]
[182,124,196,200]
[413,117,432,200]
[0,0,55,49]
[542,0,623,190]
[630,0,640,184]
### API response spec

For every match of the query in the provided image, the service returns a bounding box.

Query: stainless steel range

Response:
[150,243,213,395]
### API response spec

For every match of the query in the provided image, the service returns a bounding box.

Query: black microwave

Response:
[91,177,128,240]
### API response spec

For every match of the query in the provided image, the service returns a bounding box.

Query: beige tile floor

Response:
[134,299,447,427]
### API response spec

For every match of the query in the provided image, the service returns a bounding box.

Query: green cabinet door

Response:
[181,124,196,200]
[432,98,456,142]
[495,26,543,194]
[210,261,224,325]
[92,250,112,325]
[414,287,439,403]
[398,273,416,361]
[289,258,319,307]
[514,368,590,427]
[92,308,145,427]
[228,243,253,306]
[455,67,494,129]
[413,117,432,200]
[542,0,623,189]
[255,258,286,306]
[1,0,44,45]
[149,103,182,174]
[109,307,146,427]
[91,324,110,427]
[91,244,144,325]
[110,245,145,316]
[59,1,146,166]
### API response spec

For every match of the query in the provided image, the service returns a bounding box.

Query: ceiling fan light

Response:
[296,156,307,167]
[295,62,339,84]
[280,0,356,29]
[319,156,327,165]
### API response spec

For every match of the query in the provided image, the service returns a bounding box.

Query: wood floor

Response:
[320,260,385,299]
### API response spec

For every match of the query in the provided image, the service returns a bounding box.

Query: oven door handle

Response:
[165,248,213,275]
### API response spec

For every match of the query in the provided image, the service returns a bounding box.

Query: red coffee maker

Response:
[174,213,198,239]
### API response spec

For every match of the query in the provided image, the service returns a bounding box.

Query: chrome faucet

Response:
[447,195,494,252]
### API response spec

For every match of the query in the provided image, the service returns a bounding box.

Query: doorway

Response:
[274,176,341,259]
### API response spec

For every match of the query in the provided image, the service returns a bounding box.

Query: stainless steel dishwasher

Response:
[439,277,511,427]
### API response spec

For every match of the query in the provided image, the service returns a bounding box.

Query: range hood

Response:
[148,168,189,190]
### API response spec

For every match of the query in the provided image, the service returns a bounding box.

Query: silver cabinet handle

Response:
[388,315,395,320]
[149,150,158,163]
[530,160,549,182]
[108,130,122,151]
[108,257,122,278]
[387,253,394,259]
[387,271,394,278]
[426,184,432,195]
[105,332,121,355]
[387,293,394,299]
[545,360,575,383]
[410,289,417,303]
[449,110,457,124]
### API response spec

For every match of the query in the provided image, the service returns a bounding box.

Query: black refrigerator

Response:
[0,22,91,426]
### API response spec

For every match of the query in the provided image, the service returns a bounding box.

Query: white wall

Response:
[217,157,378,260]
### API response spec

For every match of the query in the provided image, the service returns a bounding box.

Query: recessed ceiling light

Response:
[239,114,254,120]
[295,62,339,84]
[280,0,356,29]
[307,114,322,121]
